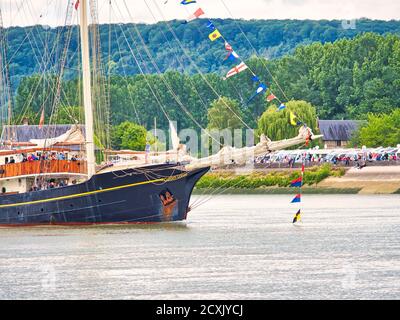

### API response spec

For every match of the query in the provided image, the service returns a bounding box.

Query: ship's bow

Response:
[180,166,210,220]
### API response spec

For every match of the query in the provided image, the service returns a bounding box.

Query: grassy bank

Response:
[194,164,347,193]
[192,187,361,195]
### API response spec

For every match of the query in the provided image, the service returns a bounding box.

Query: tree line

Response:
[8,32,400,149]
[4,19,400,89]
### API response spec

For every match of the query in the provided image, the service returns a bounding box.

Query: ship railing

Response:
[0,160,87,179]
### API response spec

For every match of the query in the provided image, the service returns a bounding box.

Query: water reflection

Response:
[0,221,189,233]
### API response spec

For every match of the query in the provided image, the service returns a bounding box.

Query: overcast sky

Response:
[0,0,399,27]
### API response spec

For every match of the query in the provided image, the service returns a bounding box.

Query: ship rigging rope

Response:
[90,0,112,150]
[112,27,141,124]
[190,164,279,210]
[115,23,172,123]
[115,1,223,147]
[143,0,248,136]
[218,0,290,103]
[44,0,89,145]
[177,4,281,123]
[178,0,309,127]
[142,0,254,150]
[0,9,13,130]
[0,0,43,70]
[147,0,254,132]
[110,2,173,124]
[177,3,263,121]
[0,0,72,141]
[110,163,183,185]
[179,3,279,104]
[110,14,141,124]
[18,31,80,126]
[141,0,214,118]
[33,1,77,184]
[190,141,308,209]
[106,0,114,136]
[40,0,76,146]
[189,169,260,210]
[109,165,175,178]
[0,15,61,130]
[116,0,224,147]
[11,0,77,183]
[113,0,214,132]
[13,0,73,126]
[178,0,308,126]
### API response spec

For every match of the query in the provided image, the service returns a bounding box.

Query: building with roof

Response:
[318,120,364,149]
[1,124,84,142]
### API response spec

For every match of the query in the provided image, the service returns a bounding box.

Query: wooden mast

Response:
[79,0,96,177]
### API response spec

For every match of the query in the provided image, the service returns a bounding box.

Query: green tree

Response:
[54,106,83,124]
[257,100,319,141]
[12,32,400,138]
[6,20,400,89]
[207,97,243,130]
[111,121,148,150]
[14,74,58,124]
[358,109,400,147]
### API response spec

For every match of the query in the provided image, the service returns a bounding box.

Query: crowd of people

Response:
[5,151,82,165]
[255,148,400,168]
[29,178,78,192]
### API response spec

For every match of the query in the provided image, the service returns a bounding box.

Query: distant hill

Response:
[4,18,400,88]
[14,32,400,129]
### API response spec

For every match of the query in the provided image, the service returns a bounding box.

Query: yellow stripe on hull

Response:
[0,173,188,209]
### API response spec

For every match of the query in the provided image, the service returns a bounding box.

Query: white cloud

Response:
[0,0,399,27]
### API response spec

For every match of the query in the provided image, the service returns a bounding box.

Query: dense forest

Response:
[5,18,400,87]
[13,32,400,134]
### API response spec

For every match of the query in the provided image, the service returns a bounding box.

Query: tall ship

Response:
[0,0,321,226]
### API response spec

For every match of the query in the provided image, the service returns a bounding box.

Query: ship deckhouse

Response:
[0,125,87,195]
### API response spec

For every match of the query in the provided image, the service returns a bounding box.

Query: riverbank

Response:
[193,165,400,194]
[318,166,400,194]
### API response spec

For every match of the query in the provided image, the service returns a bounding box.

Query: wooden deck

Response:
[0,160,87,179]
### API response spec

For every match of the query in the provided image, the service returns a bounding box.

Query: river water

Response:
[0,194,399,300]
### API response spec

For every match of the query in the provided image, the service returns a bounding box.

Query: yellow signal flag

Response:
[292,210,301,223]
[209,29,222,41]
[290,111,298,126]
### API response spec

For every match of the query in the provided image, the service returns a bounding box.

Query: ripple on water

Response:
[0,194,399,299]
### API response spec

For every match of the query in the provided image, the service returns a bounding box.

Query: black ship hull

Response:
[0,164,209,226]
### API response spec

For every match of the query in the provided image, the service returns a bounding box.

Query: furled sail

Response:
[29,125,85,148]
[186,126,323,169]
